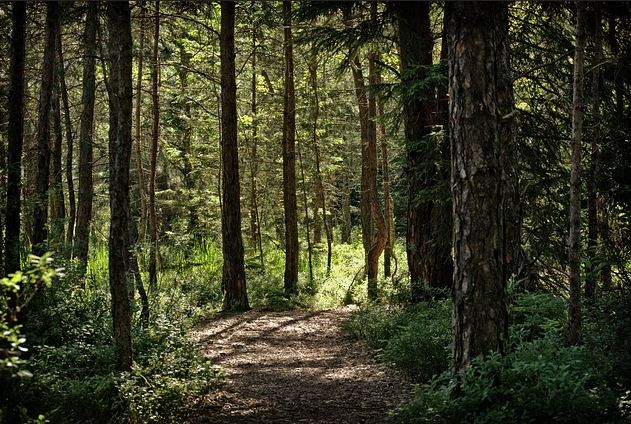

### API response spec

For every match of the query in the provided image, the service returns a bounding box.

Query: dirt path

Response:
[192,306,413,423]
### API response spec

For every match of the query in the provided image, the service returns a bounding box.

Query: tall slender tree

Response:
[448,1,515,372]
[57,31,76,248]
[585,5,602,300]
[568,1,587,346]
[5,2,27,274]
[282,0,299,296]
[106,1,134,371]
[32,1,60,256]
[73,1,98,271]
[148,0,160,292]
[50,58,66,248]
[220,0,249,311]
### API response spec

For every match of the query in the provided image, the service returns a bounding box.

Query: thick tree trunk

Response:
[568,2,587,346]
[32,1,60,256]
[134,0,148,242]
[106,1,134,372]
[57,33,76,248]
[448,2,514,372]
[50,61,66,248]
[148,0,160,292]
[282,1,299,296]
[220,0,249,311]
[74,1,97,272]
[395,1,452,299]
[585,7,601,300]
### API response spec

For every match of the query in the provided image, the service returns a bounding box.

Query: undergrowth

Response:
[343,289,631,423]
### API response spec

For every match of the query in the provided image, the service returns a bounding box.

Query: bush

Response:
[391,337,624,424]
[508,292,566,344]
[343,300,452,381]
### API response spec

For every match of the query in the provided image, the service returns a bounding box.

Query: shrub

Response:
[343,300,452,381]
[390,337,624,424]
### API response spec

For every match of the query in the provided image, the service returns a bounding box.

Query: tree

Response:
[148,0,160,292]
[568,1,587,346]
[57,30,76,248]
[394,1,452,299]
[220,0,249,311]
[50,52,66,248]
[448,1,515,372]
[73,0,98,272]
[5,1,27,274]
[282,0,299,297]
[106,1,134,371]
[32,1,60,256]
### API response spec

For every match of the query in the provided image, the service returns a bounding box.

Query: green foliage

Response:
[390,338,624,424]
[508,292,566,344]
[11,245,225,424]
[120,319,224,423]
[343,299,451,381]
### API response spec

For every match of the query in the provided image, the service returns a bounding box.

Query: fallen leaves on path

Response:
[191,306,413,423]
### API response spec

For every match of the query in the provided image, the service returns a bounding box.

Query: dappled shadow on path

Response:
[190,307,413,424]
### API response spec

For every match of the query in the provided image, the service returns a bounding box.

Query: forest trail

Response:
[192,306,413,423]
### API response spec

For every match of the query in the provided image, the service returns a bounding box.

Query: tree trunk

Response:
[106,1,134,372]
[585,6,601,300]
[282,1,299,297]
[32,1,60,256]
[148,0,160,292]
[308,59,332,274]
[448,1,514,372]
[74,1,98,272]
[395,1,453,300]
[365,6,387,300]
[377,98,394,278]
[298,138,314,286]
[134,0,148,242]
[349,55,372,277]
[249,18,264,267]
[220,0,249,311]
[568,1,587,346]
[57,32,76,248]
[50,59,66,249]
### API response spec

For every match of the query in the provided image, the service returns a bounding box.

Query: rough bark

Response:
[32,1,60,256]
[106,1,134,371]
[585,6,601,300]
[220,0,249,311]
[448,2,514,372]
[148,0,160,292]
[568,2,587,346]
[74,1,97,272]
[298,137,314,285]
[282,0,299,297]
[57,32,76,247]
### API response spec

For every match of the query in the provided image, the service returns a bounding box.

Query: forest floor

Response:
[191,306,413,423]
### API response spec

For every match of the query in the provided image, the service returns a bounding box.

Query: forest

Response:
[1,1,631,423]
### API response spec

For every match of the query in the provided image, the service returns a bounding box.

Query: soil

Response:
[191,306,413,423]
